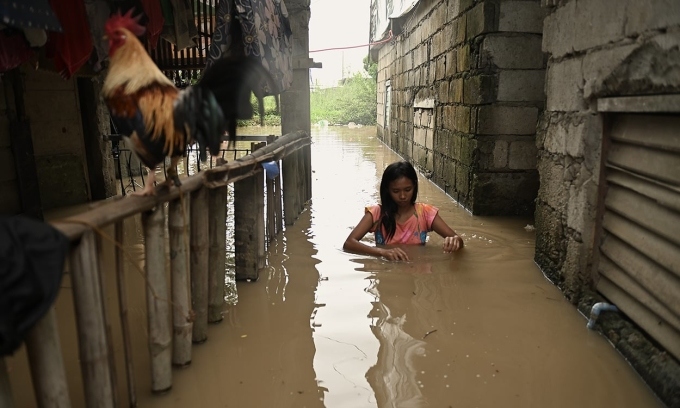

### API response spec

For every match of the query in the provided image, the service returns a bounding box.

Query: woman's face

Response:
[388,176,415,208]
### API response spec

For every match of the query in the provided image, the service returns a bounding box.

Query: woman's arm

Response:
[344,212,410,261]
[430,213,464,252]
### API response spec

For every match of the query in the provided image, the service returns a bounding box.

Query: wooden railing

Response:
[7,130,312,408]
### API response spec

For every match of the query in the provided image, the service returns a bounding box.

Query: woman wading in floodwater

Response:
[344,161,464,261]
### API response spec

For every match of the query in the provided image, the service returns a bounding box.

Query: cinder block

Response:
[497,70,545,102]
[466,1,498,39]
[478,106,539,135]
[438,80,449,101]
[536,153,567,212]
[625,0,680,36]
[442,105,456,131]
[509,139,538,169]
[415,126,427,146]
[543,0,625,58]
[582,43,638,98]
[448,0,461,20]
[456,15,467,44]
[463,74,497,104]
[493,140,509,168]
[457,44,470,72]
[450,78,464,103]
[482,35,544,69]
[545,57,586,112]
[454,105,472,133]
[499,1,547,33]
[432,30,446,58]
[446,50,457,76]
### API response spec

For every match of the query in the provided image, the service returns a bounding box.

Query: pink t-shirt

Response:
[366,203,439,245]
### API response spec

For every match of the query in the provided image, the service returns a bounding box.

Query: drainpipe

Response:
[587,302,619,329]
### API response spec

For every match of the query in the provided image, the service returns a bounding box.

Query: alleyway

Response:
[7,126,662,407]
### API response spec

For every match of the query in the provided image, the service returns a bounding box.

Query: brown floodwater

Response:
[5,125,663,408]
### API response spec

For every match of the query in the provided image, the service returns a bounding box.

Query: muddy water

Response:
[6,126,662,407]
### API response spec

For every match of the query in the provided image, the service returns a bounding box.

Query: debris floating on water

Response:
[524,224,535,231]
[423,329,438,339]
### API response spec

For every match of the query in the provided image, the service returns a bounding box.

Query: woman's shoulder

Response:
[416,202,439,213]
[365,204,381,218]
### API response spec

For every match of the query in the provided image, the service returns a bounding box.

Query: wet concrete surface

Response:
[6,126,663,407]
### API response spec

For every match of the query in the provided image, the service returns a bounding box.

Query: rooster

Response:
[102,10,274,196]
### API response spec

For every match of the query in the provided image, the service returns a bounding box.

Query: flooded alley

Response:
[7,126,662,408]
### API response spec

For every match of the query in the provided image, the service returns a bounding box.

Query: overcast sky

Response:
[308,0,371,87]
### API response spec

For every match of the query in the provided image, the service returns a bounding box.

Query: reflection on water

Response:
[5,125,662,408]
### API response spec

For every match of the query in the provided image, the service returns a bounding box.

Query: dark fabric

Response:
[140,0,165,49]
[0,216,69,357]
[160,0,198,51]
[206,0,292,96]
[0,0,62,32]
[0,29,34,72]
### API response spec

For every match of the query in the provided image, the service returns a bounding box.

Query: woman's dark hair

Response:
[379,161,419,241]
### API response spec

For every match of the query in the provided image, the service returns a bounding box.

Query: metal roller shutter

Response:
[596,112,680,360]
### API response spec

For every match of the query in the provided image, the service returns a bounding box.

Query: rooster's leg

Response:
[129,167,157,196]
[167,157,181,187]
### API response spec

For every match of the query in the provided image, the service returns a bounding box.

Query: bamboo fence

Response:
[5,130,311,408]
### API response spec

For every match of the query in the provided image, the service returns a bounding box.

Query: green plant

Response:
[310,71,377,126]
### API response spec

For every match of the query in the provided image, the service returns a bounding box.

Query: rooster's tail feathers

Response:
[198,57,278,144]
[174,87,225,162]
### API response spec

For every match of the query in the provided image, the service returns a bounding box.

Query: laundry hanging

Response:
[45,0,93,79]
[207,0,293,96]
[0,216,69,357]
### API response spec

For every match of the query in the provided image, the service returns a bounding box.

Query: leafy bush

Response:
[310,73,377,126]
[238,55,378,127]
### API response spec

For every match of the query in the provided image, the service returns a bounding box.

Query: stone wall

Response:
[374,0,546,215]
[537,1,680,404]
[536,0,680,299]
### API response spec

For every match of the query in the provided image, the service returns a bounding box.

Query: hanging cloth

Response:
[0,216,69,357]
[160,0,198,51]
[206,0,293,96]
[84,0,110,72]
[45,0,93,79]
[0,29,34,72]
[140,0,164,49]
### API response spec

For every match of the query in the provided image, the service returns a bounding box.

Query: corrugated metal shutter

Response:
[596,113,680,360]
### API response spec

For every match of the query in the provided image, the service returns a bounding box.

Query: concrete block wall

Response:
[374,0,547,215]
[536,2,680,404]
[22,67,91,210]
[535,0,680,299]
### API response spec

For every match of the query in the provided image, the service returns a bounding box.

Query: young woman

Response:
[343,161,464,261]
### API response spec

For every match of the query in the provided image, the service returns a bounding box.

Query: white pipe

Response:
[587,302,619,329]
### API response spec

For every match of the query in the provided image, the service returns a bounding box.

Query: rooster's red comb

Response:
[105,9,145,37]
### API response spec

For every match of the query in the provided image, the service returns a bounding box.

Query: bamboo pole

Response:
[282,155,299,226]
[304,144,312,202]
[24,307,71,408]
[168,198,192,366]
[142,206,172,393]
[274,173,283,236]
[0,358,14,408]
[70,230,115,407]
[95,235,119,408]
[234,171,262,281]
[208,187,228,323]
[190,188,209,343]
[114,221,137,406]
[256,171,266,270]
[296,149,305,214]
